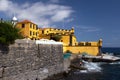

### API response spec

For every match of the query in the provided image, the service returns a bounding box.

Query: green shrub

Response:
[0,22,23,45]
[50,34,62,41]
[65,50,72,53]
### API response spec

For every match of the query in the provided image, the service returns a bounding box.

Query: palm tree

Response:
[0,22,23,45]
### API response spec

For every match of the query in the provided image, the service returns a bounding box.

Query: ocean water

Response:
[65,61,120,80]
[101,47,120,55]
[63,47,120,80]
[45,47,120,80]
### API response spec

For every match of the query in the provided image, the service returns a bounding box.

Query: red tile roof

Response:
[17,20,36,24]
[22,20,32,23]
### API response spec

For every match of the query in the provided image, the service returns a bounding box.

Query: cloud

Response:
[0,0,12,11]
[51,10,72,22]
[0,0,73,27]
[65,18,74,23]
[49,0,60,3]
[76,25,100,32]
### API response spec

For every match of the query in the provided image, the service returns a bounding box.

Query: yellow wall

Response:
[59,35,77,46]
[63,46,100,56]
[72,36,77,46]
[60,35,70,46]
[63,40,102,56]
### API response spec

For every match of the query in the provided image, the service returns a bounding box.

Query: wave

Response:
[73,61,102,74]
[82,60,102,72]
[116,55,120,57]
[109,61,120,65]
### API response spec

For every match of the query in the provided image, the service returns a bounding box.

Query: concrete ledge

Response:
[36,39,63,45]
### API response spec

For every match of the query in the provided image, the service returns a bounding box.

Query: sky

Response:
[0,0,120,47]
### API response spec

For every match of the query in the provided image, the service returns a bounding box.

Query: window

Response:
[33,25,35,29]
[36,32,37,36]
[22,24,25,28]
[36,25,38,30]
[42,30,44,34]
[30,24,32,28]
[30,31,32,36]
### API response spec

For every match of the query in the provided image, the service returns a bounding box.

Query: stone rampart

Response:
[0,39,64,80]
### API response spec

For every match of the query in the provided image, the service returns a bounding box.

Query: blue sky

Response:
[0,0,120,47]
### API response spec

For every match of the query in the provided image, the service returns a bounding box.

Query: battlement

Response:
[38,27,74,35]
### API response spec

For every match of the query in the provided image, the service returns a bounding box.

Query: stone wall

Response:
[0,39,64,80]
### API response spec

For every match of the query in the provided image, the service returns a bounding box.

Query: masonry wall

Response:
[0,39,64,80]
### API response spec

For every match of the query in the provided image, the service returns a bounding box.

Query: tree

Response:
[50,34,62,41]
[0,22,23,45]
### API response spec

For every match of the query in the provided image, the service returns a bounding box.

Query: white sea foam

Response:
[82,60,102,72]
[74,70,88,74]
[74,61,102,74]
[80,70,88,73]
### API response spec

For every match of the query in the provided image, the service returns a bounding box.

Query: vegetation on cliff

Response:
[0,22,23,45]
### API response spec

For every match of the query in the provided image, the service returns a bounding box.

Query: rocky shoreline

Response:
[43,58,83,80]
[43,53,120,80]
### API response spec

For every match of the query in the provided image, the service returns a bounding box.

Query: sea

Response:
[64,47,120,80]
[46,47,120,80]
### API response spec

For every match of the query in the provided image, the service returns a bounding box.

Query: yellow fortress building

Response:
[15,20,102,56]
[38,27,102,56]
[16,20,39,40]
